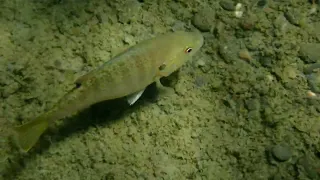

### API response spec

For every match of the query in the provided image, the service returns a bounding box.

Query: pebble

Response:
[304,64,320,93]
[218,40,240,63]
[196,59,206,67]
[271,144,292,162]
[299,43,320,63]
[304,63,320,74]
[240,14,258,30]
[306,71,320,93]
[192,7,215,32]
[283,66,298,79]
[284,9,303,26]
[54,59,62,68]
[171,21,186,31]
[245,98,260,111]
[123,34,135,45]
[273,15,289,35]
[210,78,222,89]
[257,0,267,8]
[127,127,137,137]
[219,0,235,11]
[238,49,252,61]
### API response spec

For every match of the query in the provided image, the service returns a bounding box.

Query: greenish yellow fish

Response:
[13,31,204,152]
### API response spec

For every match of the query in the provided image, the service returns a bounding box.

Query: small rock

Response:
[171,21,186,31]
[304,63,320,74]
[284,9,303,26]
[271,144,292,162]
[244,32,264,51]
[238,49,252,61]
[123,34,135,45]
[299,43,320,63]
[257,0,267,8]
[273,15,289,35]
[304,63,320,93]
[240,14,258,30]
[191,131,198,138]
[245,98,260,111]
[196,59,206,67]
[192,7,216,32]
[127,127,136,137]
[283,66,298,79]
[306,71,320,93]
[210,78,222,90]
[219,0,235,11]
[218,40,240,63]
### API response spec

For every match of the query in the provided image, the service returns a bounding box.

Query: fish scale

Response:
[13,30,204,152]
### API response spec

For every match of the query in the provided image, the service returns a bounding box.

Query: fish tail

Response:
[13,115,49,152]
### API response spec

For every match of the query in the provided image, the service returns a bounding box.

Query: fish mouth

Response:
[192,31,204,52]
[198,32,204,47]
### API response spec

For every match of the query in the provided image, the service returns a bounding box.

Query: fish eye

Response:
[159,63,166,70]
[185,47,192,53]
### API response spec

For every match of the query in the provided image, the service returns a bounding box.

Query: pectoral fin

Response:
[126,89,145,105]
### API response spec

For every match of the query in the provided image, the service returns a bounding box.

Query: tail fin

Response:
[13,116,49,152]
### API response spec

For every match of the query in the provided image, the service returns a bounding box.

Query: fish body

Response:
[13,31,204,152]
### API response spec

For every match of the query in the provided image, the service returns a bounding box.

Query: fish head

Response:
[156,31,204,77]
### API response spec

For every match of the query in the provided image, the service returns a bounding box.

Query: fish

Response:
[13,30,204,152]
